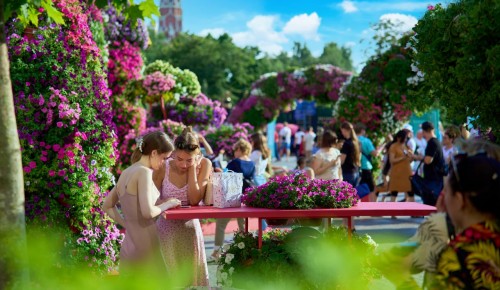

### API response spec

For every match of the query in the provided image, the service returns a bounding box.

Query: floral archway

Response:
[228,64,352,129]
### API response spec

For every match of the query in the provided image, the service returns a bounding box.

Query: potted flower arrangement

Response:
[217,227,379,289]
[242,174,359,210]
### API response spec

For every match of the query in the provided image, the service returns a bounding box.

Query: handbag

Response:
[410,160,437,206]
[211,170,244,208]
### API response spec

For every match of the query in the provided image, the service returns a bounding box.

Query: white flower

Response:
[26,181,30,186]
[223,244,231,251]
[237,242,245,249]
[221,272,228,281]
[229,267,234,275]
[225,253,234,264]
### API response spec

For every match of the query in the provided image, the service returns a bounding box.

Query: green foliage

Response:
[336,31,415,144]
[144,32,355,103]
[217,227,379,289]
[410,1,500,138]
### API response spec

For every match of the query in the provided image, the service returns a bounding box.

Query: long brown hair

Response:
[174,126,200,153]
[340,121,361,167]
[321,130,339,148]
[251,132,270,160]
[131,131,174,163]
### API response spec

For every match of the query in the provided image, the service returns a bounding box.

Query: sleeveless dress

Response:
[156,161,209,286]
[313,148,341,180]
[388,143,412,192]
[118,166,162,269]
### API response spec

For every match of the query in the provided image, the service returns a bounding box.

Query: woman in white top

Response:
[250,132,271,186]
[311,130,342,180]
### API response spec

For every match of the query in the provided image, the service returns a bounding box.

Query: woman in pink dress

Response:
[102,131,181,273]
[153,126,211,286]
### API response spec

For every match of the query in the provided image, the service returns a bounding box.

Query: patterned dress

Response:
[435,220,500,289]
[156,161,209,286]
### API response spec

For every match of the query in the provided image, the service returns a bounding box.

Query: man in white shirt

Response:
[304,127,316,159]
[403,124,417,169]
[294,127,305,157]
[279,122,292,161]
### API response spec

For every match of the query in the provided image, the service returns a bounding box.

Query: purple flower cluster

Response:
[103,5,149,50]
[143,71,176,103]
[242,174,359,209]
[8,0,119,273]
[165,93,228,128]
[229,65,352,128]
[204,122,254,156]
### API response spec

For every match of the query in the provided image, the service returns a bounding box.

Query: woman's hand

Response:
[158,198,181,212]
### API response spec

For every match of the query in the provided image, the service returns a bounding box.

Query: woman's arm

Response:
[102,187,126,227]
[389,145,408,164]
[137,168,180,219]
[187,157,212,205]
[198,133,214,156]
[311,156,337,176]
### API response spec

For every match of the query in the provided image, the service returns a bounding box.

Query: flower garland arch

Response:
[228,64,352,128]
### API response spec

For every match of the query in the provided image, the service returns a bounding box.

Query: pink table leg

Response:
[347,217,353,240]
[258,218,263,249]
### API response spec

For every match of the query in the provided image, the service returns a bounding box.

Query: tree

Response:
[409,1,500,140]
[319,42,353,72]
[145,32,261,101]
[291,42,315,67]
[0,0,159,287]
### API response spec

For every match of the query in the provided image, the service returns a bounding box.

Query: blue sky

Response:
[154,0,442,72]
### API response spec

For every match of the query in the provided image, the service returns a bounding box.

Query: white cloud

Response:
[231,15,288,55]
[379,13,418,33]
[344,41,356,48]
[340,1,358,13]
[334,1,426,12]
[198,28,225,38]
[283,13,321,41]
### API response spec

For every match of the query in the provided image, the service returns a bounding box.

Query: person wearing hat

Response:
[403,124,417,169]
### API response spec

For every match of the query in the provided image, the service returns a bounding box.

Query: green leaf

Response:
[28,6,39,26]
[93,0,108,9]
[139,0,160,18]
[124,4,142,26]
[4,1,28,20]
[42,0,65,25]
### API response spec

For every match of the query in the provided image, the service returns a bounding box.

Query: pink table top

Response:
[163,202,436,220]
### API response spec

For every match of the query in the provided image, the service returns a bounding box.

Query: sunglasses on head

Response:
[176,142,199,151]
[450,151,488,184]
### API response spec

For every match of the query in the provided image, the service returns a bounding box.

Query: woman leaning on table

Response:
[102,131,181,272]
[152,126,211,286]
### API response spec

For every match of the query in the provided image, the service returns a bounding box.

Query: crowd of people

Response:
[102,120,499,288]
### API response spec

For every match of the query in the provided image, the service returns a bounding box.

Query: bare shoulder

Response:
[200,157,212,168]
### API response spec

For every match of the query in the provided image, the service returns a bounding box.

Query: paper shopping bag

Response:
[212,171,243,208]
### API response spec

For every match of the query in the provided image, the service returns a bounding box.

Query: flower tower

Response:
[8,1,122,272]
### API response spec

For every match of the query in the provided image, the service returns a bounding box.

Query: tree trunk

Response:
[0,4,29,288]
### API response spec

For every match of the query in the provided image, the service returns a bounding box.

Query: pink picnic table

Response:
[163,202,436,248]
